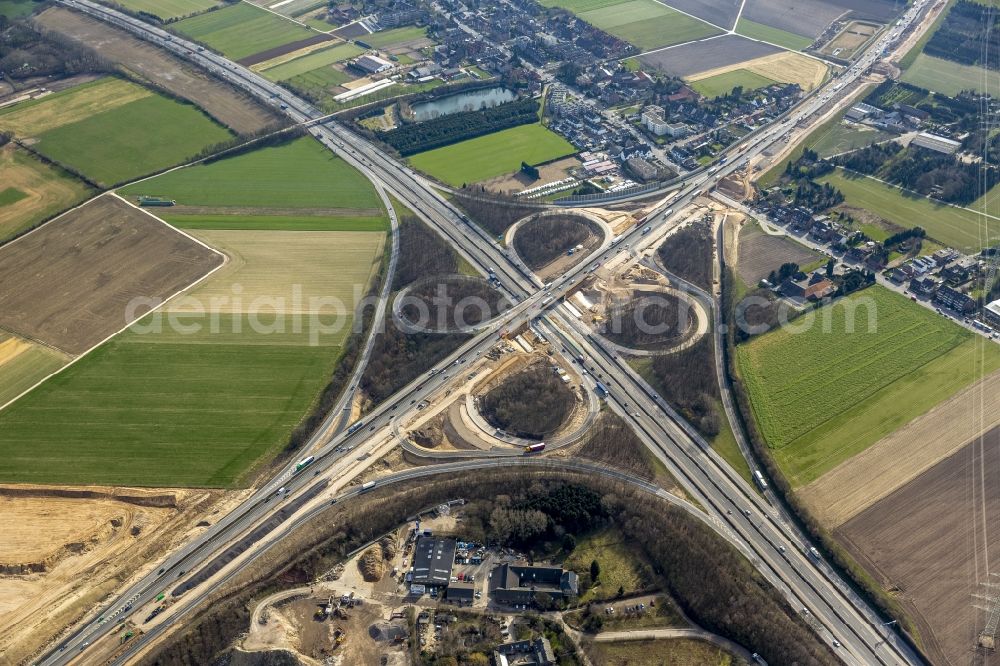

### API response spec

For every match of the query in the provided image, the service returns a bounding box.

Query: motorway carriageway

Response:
[42,0,930,663]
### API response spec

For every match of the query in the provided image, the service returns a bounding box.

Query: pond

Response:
[410,87,516,121]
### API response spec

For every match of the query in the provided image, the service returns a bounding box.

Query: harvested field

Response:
[171,2,316,61]
[119,136,382,212]
[0,332,68,408]
[639,34,781,78]
[332,21,369,40]
[0,195,223,355]
[802,366,1000,528]
[687,50,829,92]
[0,143,93,243]
[174,229,386,315]
[742,0,899,40]
[656,0,739,28]
[113,0,219,20]
[735,221,822,286]
[838,425,1000,666]
[363,25,428,48]
[35,7,280,135]
[238,33,336,66]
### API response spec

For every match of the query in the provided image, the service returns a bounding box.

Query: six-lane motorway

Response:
[40,1,935,663]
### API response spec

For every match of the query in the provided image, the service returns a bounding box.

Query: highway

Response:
[38,0,935,663]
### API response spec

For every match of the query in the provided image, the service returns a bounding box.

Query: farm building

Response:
[844,103,882,121]
[493,638,556,666]
[354,54,394,74]
[911,132,961,155]
[779,271,835,301]
[488,563,578,606]
[985,299,1000,328]
[411,536,456,586]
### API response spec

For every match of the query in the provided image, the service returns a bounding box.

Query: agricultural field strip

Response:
[0,77,148,136]
[737,288,969,449]
[0,193,228,410]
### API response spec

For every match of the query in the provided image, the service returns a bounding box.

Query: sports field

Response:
[407,124,576,186]
[259,42,362,80]
[736,17,814,51]
[114,0,219,20]
[172,2,315,60]
[0,144,93,243]
[901,52,1000,97]
[0,314,348,487]
[120,137,382,211]
[541,0,720,50]
[817,169,1000,252]
[0,333,68,409]
[736,287,1000,486]
[690,69,777,97]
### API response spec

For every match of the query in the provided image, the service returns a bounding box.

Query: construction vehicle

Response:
[333,628,346,647]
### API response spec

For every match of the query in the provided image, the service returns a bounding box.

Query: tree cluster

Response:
[453,188,541,236]
[512,215,596,269]
[0,21,109,81]
[361,326,471,404]
[392,214,459,290]
[649,335,720,438]
[656,220,713,289]
[602,291,690,349]
[480,364,576,439]
[925,0,1000,69]
[379,97,540,156]
[831,141,902,174]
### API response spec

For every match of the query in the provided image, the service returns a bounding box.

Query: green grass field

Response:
[690,69,778,98]
[172,2,315,60]
[0,146,94,242]
[162,213,387,231]
[735,17,814,51]
[737,287,1000,486]
[408,123,575,186]
[114,0,219,20]
[0,0,38,18]
[285,65,355,95]
[0,334,68,408]
[808,123,892,158]
[0,315,348,487]
[363,25,427,47]
[260,42,363,81]
[0,187,28,206]
[817,168,1000,252]
[592,639,740,665]
[563,527,653,602]
[120,137,381,210]
[540,0,719,50]
[35,94,232,186]
[900,52,1000,96]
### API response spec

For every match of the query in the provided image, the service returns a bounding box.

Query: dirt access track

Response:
[34,7,281,136]
[0,484,239,665]
[837,423,1000,666]
[0,194,223,355]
